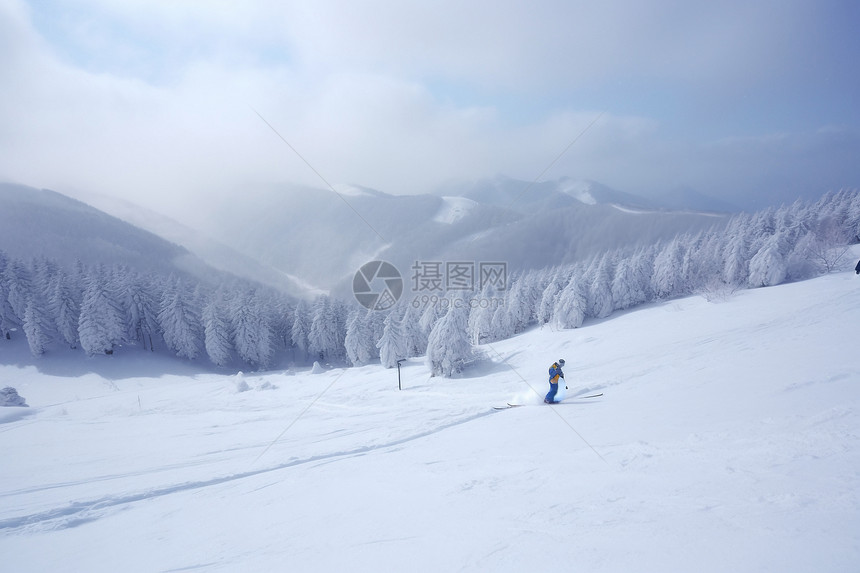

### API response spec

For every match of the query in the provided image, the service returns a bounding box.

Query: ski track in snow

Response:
[0,408,496,534]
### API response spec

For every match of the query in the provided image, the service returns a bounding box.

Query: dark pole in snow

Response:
[396,359,405,390]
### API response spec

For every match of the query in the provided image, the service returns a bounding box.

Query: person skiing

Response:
[855,259,860,275]
[545,359,565,404]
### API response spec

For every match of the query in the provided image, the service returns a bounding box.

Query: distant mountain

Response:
[0,183,257,288]
[73,191,318,299]
[0,179,735,303]
[196,178,732,299]
[450,176,659,211]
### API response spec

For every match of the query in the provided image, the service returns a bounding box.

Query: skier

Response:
[855,259,860,275]
[545,359,565,404]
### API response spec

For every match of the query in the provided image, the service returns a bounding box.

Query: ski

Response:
[495,395,601,409]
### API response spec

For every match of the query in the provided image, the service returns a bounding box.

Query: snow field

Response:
[1,263,859,572]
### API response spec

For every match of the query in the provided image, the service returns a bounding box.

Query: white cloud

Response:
[0,0,858,225]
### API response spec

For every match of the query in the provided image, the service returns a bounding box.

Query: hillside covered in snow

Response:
[1,186,857,376]
[1,254,858,572]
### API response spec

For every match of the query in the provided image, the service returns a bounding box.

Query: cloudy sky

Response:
[1,0,858,225]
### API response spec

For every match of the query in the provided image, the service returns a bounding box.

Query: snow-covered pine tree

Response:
[270,295,295,353]
[291,298,311,363]
[587,252,614,319]
[0,251,12,339]
[425,293,473,377]
[505,275,532,334]
[611,255,640,311]
[537,267,565,326]
[401,302,427,357]
[308,295,342,363]
[23,297,51,356]
[785,231,820,281]
[203,288,234,367]
[3,257,32,330]
[78,266,126,356]
[49,269,79,349]
[377,306,407,368]
[489,300,515,341]
[468,283,495,344]
[846,189,860,243]
[345,308,376,366]
[158,278,202,360]
[123,272,161,351]
[231,289,273,369]
[722,231,750,287]
[652,238,687,299]
[748,233,788,287]
[553,271,587,329]
[418,296,443,336]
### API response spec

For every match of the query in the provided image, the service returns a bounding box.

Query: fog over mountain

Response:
[1,178,733,300]
[193,176,731,297]
[0,184,189,276]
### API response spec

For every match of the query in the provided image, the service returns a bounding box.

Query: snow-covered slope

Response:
[433,196,478,224]
[2,260,858,572]
[0,183,266,289]
[0,183,188,274]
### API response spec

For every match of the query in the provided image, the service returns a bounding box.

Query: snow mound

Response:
[1,386,28,407]
[311,361,325,374]
[233,372,250,393]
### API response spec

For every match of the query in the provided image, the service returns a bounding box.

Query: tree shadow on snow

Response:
[1,337,216,380]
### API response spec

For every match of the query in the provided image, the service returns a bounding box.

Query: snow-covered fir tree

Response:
[377,306,407,368]
[553,271,587,329]
[231,289,274,369]
[652,237,687,299]
[291,298,311,363]
[308,295,347,363]
[611,254,644,311]
[748,233,788,287]
[158,278,201,360]
[78,267,126,356]
[123,272,161,351]
[345,308,377,366]
[468,284,495,344]
[426,293,473,377]
[587,252,614,319]
[48,269,79,349]
[23,297,51,356]
[401,302,427,357]
[0,251,13,339]
[537,268,565,326]
[3,257,31,330]
[203,288,234,367]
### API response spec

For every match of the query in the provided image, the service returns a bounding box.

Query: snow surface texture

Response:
[433,196,478,224]
[1,265,859,572]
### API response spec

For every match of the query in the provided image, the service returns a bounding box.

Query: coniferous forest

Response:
[2,189,858,376]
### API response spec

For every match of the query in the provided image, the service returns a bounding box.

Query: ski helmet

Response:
[558,359,565,366]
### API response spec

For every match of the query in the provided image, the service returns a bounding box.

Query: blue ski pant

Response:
[545,382,558,403]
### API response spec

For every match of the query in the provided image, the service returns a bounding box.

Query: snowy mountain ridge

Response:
[0,177,732,299]
[192,177,731,296]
